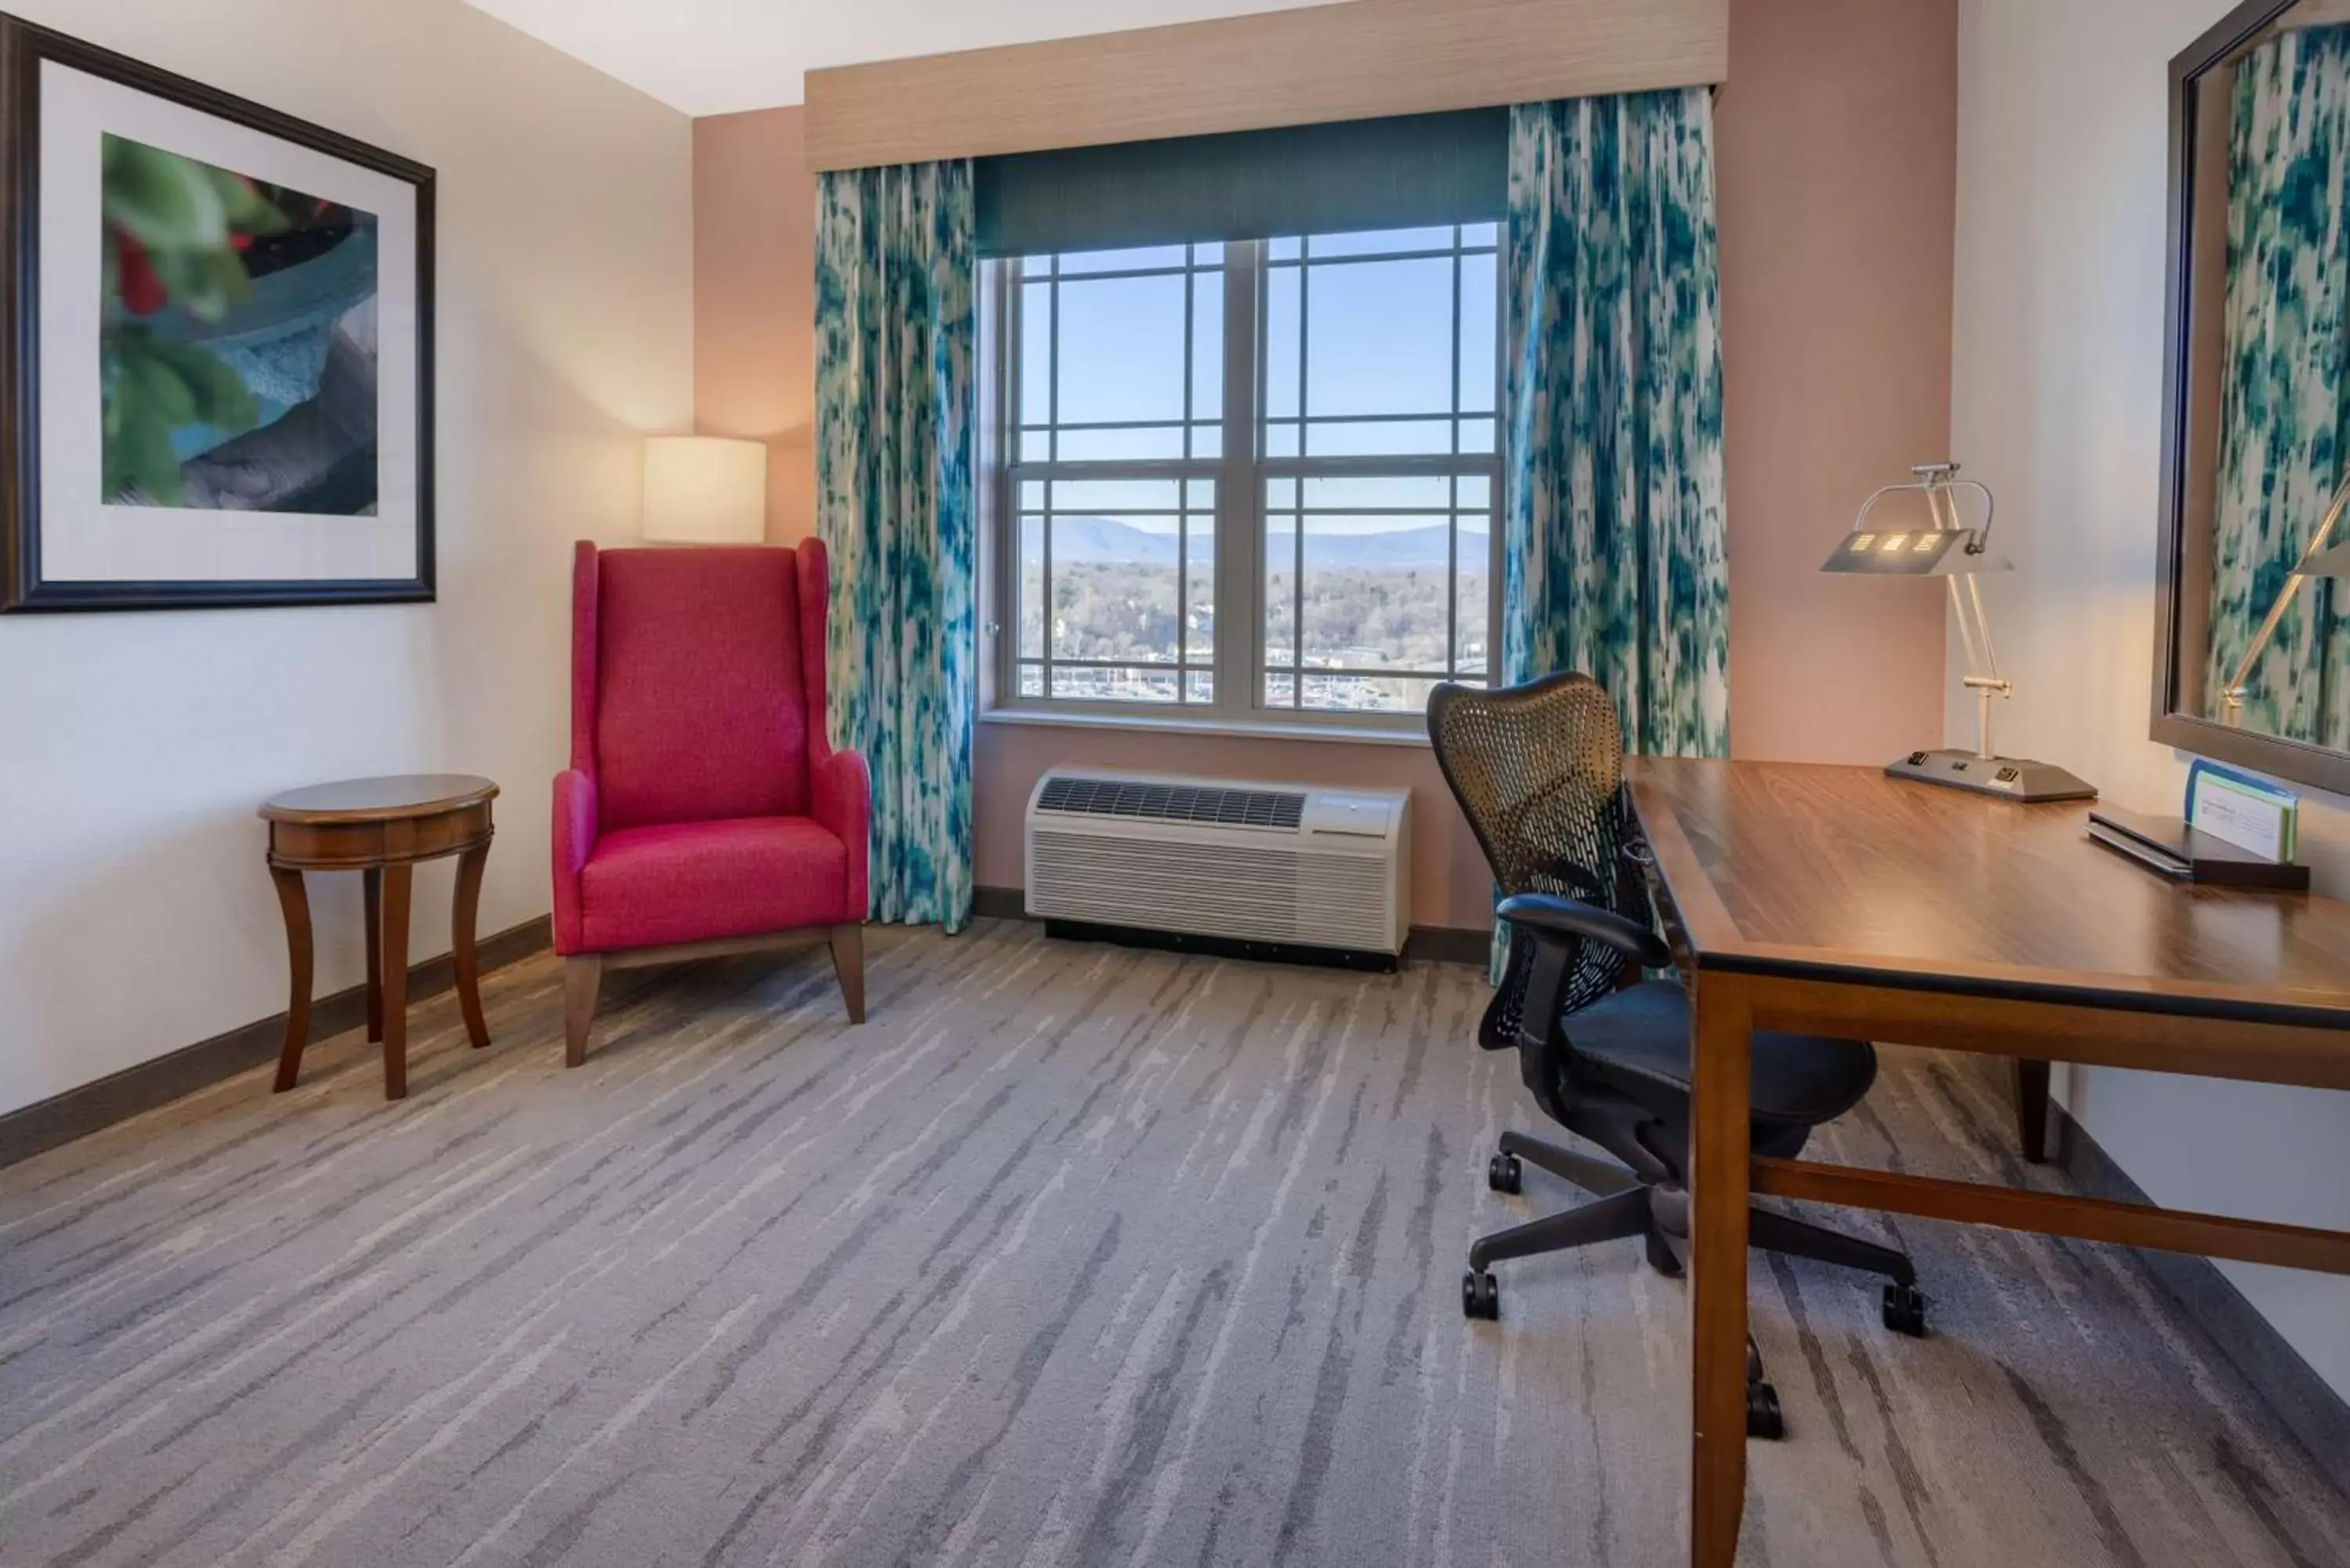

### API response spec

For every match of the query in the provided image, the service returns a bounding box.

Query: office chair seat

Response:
[1563,979,1879,1133]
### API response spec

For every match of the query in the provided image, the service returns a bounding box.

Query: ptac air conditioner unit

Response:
[1024,768,1411,968]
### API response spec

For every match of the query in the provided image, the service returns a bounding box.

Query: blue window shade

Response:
[974,109,1508,258]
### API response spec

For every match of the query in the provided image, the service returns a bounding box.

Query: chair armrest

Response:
[551,768,598,955]
[1497,892,1669,970]
[812,748,870,919]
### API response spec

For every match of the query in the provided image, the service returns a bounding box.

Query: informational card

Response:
[2186,761,2298,864]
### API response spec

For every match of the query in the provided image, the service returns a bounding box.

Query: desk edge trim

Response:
[1692,949,2350,1033]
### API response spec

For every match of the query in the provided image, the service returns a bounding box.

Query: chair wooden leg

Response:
[563,956,602,1068]
[830,923,866,1024]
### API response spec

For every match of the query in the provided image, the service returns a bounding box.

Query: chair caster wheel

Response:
[1882,1283,1928,1337]
[1487,1153,1523,1194]
[1462,1270,1499,1321]
[1745,1381,1785,1440]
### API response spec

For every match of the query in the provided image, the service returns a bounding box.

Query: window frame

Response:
[983,230,1504,737]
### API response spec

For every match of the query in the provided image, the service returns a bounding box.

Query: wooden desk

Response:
[1626,758,2350,1568]
[261,775,500,1100]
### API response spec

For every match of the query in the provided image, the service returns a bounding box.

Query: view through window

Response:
[1002,224,1500,721]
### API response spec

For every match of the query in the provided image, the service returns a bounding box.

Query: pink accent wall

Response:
[1718,0,1954,768]
[690,0,1957,931]
[695,107,818,539]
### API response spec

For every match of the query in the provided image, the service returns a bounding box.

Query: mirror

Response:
[2156,0,2350,794]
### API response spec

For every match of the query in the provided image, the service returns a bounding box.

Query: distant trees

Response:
[1023,561,1484,671]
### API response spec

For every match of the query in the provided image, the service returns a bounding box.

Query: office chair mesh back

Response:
[1426,673,1647,1050]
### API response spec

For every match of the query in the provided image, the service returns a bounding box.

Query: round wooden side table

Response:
[261,775,500,1100]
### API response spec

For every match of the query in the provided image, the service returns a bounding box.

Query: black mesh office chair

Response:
[1427,673,1925,1438]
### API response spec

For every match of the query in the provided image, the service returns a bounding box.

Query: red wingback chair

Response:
[553,540,870,1064]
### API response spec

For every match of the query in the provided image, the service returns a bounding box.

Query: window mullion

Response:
[1488,247,1506,690]
[1213,240,1261,723]
[1448,229,1462,682]
[990,260,1019,706]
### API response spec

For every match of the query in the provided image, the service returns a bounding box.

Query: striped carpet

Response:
[1,920,2345,1567]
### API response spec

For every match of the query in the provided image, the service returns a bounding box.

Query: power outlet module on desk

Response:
[1886,749,2097,804]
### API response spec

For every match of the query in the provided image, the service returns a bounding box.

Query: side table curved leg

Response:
[452,844,492,1050]
[363,868,384,1043]
[380,865,413,1100]
[270,867,313,1093]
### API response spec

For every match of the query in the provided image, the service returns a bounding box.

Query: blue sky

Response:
[1024,226,1500,539]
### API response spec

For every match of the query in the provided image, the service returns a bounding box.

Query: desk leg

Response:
[379,864,413,1100]
[451,844,491,1050]
[269,867,313,1093]
[2014,1057,2052,1164]
[363,868,384,1043]
[1689,971,1753,1568]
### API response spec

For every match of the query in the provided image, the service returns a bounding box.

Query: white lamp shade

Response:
[642,436,768,544]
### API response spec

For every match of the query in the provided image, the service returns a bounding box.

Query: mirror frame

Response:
[2150,0,2350,797]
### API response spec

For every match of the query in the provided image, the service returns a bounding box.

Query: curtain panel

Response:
[815,160,978,931]
[1501,89,1728,755]
[2211,26,2350,747]
[1494,89,1726,977]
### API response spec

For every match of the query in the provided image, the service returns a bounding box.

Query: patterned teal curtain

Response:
[1494,91,1726,975]
[2211,27,2350,746]
[815,161,978,931]
[1502,90,1727,751]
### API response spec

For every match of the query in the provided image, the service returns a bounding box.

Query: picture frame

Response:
[0,14,435,613]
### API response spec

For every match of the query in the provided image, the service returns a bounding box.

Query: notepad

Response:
[2184,761,2298,864]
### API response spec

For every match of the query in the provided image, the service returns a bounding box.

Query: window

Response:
[992,223,1501,728]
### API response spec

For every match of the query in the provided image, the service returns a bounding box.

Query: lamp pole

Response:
[2220,471,2350,727]
[1913,464,2012,760]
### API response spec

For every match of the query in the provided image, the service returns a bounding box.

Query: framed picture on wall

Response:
[0,15,435,613]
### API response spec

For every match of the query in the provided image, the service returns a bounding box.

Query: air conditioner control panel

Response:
[1302,791,1406,839]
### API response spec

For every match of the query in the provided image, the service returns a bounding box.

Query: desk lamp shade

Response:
[643,436,767,544]
[1820,528,2011,576]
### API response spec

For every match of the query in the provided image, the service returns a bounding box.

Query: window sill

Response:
[980,705,1433,748]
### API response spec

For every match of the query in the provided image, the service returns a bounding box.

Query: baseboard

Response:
[1405,924,1494,966]
[971,884,1490,967]
[973,885,1026,922]
[2050,1099,2350,1472]
[0,916,552,1171]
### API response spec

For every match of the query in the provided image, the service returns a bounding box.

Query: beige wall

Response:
[0,0,693,1117]
[690,0,1956,930]
[1954,0,2350,1403]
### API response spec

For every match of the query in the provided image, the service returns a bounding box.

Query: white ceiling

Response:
[462,0,1330,117]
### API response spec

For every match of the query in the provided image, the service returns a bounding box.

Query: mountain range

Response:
[1047,515,1487,571]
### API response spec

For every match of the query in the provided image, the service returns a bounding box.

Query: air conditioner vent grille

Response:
[1036,775,1305,831]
